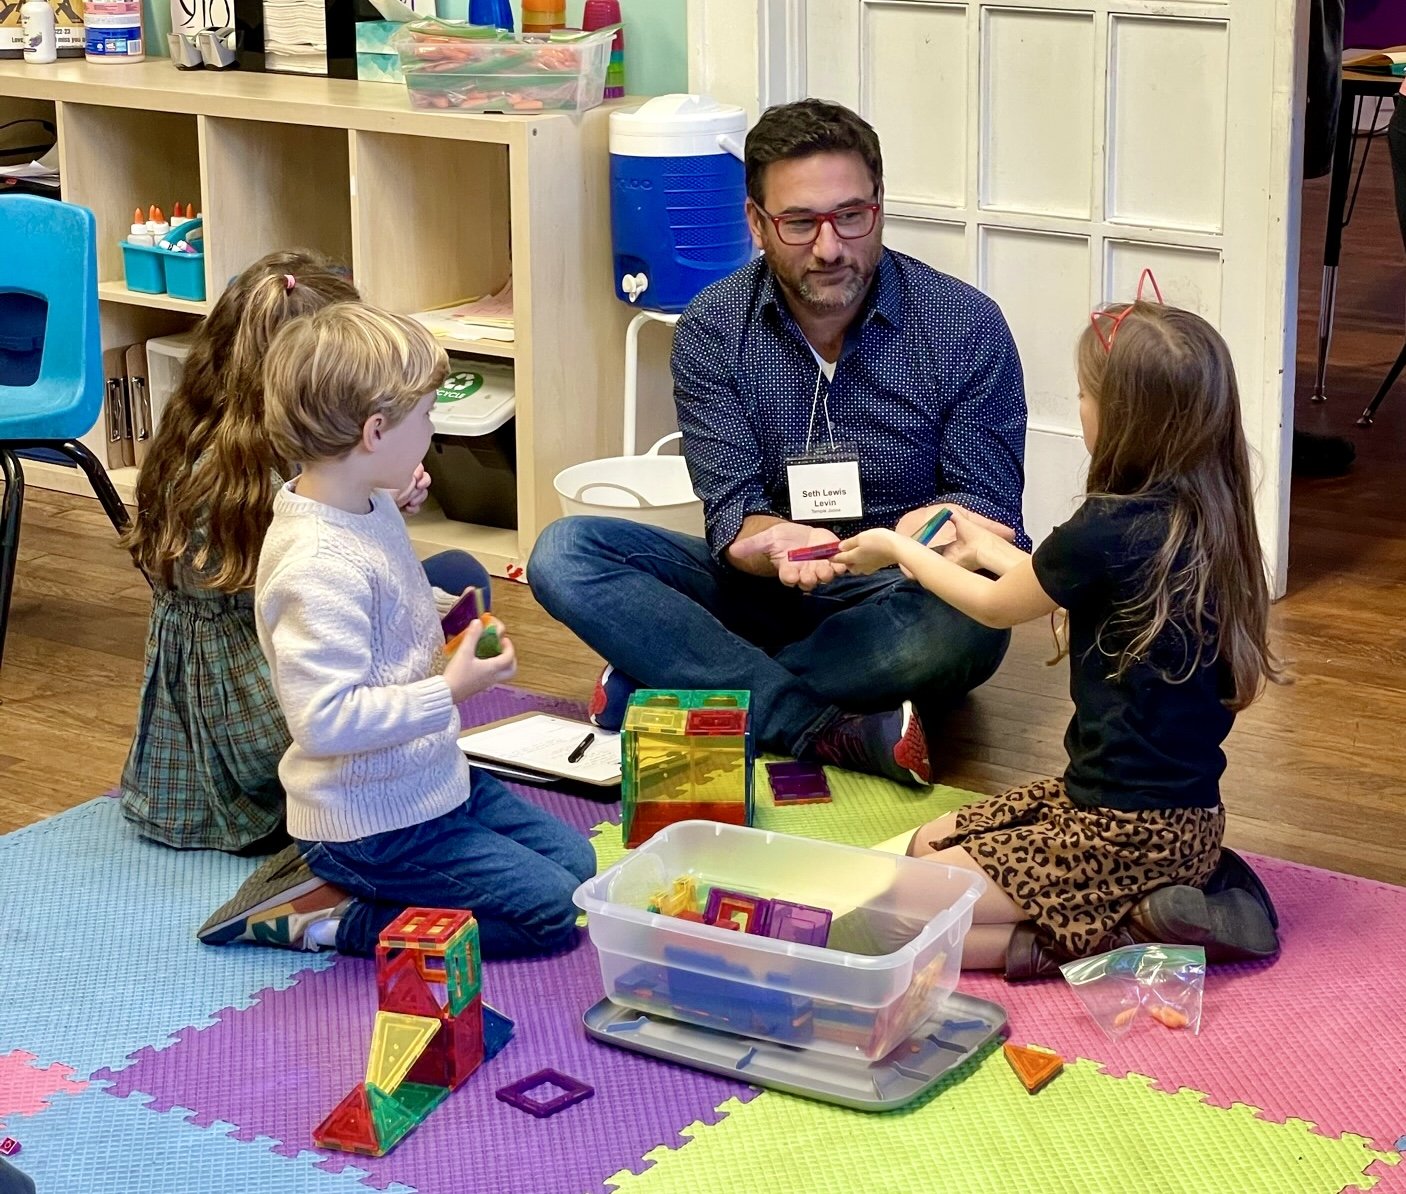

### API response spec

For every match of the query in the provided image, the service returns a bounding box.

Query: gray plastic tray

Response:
[583,992,1007,1111]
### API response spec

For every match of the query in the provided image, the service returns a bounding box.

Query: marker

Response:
[567,733,594,764]
[787,542,841,562]
[913,508,952,546]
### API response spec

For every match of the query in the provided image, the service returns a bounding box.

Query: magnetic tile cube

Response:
[621,690,754,848]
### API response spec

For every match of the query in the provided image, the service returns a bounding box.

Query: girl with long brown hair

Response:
[120,251,489,854]
[835,285,1284,979]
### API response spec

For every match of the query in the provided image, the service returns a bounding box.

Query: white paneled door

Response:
[689,0,1303,590]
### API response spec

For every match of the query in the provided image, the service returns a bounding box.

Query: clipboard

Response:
[101,344,135,468]
[126,342,154,466]
[458,713,621,790]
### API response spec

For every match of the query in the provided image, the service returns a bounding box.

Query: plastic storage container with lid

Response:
[573,821,986,1061]
[422,360,518,529]
[609,94,755,313]
[394,20,613,113]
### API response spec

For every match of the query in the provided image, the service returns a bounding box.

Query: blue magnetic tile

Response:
[0,800,333,1076]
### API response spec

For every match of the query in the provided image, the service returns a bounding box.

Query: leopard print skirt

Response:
[927,777,1225,958]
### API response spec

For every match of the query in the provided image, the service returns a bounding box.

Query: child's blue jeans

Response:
[298,769,596,959]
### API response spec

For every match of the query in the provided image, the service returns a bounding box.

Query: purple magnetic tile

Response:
[496,1068,594,1118]
[768,900,832,948]
[703,887,771,934]
[97,939,756,1194]
[765,761,831,802]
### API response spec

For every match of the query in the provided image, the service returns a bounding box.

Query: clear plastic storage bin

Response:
[573,821,985,1061]
[394,21,613,113]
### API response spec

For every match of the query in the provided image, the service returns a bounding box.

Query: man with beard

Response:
[530,100,1027,787]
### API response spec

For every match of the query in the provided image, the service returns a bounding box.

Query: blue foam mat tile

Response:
[0,799,333,1075]
[3,1088,416,1194]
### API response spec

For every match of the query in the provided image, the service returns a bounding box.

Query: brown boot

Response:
[1202,848,1279,929]
[1126,885,1279,964]
[1003,922,1073,982]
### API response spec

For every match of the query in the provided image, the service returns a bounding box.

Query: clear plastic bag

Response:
[1059,944,1206,1039]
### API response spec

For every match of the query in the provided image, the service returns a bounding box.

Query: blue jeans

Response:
[528,516,1010,755]
[298,769,596,959]
[0,1159,34,1194]
[421,550,492,607]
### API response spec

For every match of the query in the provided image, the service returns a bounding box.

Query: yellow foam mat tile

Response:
[604,1052,1398,1194]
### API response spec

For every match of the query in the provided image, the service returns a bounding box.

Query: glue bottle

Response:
[128,208,155,246]
[85,0,145,62]
[21,0,58,64]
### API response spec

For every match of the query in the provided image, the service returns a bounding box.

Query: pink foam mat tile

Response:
[0,1050,87,1123]
[1358,1154,1405,1194]
[961,853,1406,1149]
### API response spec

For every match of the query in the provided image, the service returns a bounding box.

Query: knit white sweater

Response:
[255,481,470,842]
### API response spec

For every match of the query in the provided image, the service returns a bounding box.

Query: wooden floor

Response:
[3,145,1405,885]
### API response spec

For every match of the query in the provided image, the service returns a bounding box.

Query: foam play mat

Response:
[1,686,1401,1192]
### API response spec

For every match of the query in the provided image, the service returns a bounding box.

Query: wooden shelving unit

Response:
[0,59,631,577]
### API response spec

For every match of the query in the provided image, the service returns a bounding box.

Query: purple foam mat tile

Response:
[99,940,756,1194]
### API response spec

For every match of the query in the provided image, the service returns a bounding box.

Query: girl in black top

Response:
[836,291,1282,976]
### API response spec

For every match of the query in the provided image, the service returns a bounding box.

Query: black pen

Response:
[567,733,595,764]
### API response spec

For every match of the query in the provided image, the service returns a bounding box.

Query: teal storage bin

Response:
[120,242,167,294]
[119,218,206,302]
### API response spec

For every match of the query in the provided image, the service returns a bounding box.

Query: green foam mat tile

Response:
[603,1053,1395,1194]
[751,762,968,846]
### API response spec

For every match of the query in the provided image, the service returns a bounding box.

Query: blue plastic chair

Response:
[0,195,133,670]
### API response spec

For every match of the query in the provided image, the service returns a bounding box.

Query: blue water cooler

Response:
[609,94,755,313]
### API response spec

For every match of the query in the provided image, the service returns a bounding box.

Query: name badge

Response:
[786,458,863,522]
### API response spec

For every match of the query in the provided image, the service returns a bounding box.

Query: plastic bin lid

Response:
[610,93,748,141]
[430,360,516,437]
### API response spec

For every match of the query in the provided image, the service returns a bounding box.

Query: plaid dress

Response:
[119,558,289,852]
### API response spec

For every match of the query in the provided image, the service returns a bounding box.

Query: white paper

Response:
[459,715,621,785]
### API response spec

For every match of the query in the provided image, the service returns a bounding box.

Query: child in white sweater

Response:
[241,302,594,958]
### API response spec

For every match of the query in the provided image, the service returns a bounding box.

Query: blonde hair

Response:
[123,250,359,591]
[263,303,448,465]
[1074,301,1282,711]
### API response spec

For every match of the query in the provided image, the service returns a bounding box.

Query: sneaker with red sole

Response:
[808,701,931,786]
[588,664,639,732]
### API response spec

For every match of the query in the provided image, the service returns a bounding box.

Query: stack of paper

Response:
[413,280,516,344]
[0,159,60,189]
[263,0,327,74]
[1344,47,1406,75]
[458,713,620,787]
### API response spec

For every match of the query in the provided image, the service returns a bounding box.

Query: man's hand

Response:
[728,521,848,591]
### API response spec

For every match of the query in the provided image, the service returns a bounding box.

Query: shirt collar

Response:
[758,248,903,334]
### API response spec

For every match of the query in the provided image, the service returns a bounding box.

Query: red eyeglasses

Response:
[755,202,882,247]
[1090,268,1164,351]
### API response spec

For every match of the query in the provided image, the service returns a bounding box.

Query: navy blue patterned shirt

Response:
[671,249,1029,560]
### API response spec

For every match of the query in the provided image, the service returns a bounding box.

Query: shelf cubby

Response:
[350,131,511,315]
[56,103,201,297]
[199,115,354,287]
